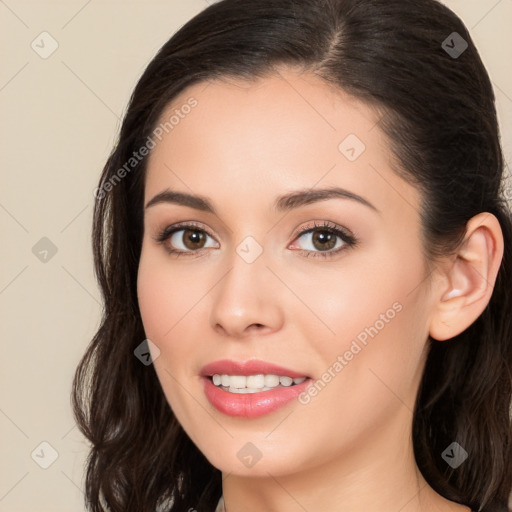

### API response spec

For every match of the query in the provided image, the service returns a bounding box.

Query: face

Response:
[137,67,434,477]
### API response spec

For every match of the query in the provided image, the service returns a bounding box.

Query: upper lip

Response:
[200,359,310,379]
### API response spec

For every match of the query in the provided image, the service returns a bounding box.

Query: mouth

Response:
[207,374,310,394]
[200,359,313,417]
[200,359,311,384]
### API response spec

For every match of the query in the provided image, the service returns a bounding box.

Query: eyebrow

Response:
[145,187,379,214]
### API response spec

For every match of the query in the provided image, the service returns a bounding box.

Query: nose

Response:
[209,248,285,338]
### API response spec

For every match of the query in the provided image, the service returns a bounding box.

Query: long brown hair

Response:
[72,0,512,510]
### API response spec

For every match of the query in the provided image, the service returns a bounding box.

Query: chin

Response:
[198,440,309,478]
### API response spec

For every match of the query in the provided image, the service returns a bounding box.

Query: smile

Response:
[211,374,307,393]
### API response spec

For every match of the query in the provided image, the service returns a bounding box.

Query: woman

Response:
[72,0,512,511]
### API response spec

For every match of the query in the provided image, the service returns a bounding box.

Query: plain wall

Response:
[1,1,511,510]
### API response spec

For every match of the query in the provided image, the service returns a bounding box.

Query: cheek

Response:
[137,249,205,341]
[288,236,427,351]
[136,249,206,422]
[296,241,430,418]
[137,261,174,341]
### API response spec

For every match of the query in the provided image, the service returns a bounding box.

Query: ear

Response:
[429,212,504,341]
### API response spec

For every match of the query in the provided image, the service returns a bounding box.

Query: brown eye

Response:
[310,230,337,251]
[294,228,347,253]
[181,229,207,250]
[157,224,219,255]
[288,221,358,259]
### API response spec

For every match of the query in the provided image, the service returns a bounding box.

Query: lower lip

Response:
[202,377,311,418]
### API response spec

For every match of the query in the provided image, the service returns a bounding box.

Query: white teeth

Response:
[230,375,247,389]
[211,373,307,392]
[247,374,265,388]
[264,374,280,387]
[279,376,293,387]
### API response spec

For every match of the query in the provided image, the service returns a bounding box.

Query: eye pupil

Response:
[313,230,336,250]
[184,229,206,249]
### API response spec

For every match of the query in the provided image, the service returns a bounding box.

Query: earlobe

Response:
[429,213,504,342]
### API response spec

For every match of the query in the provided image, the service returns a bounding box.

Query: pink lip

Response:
[202,377,311,418]
[200,359,310,379]
[200,359,312,418]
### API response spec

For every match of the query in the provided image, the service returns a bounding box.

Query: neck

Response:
[220,407,465,512]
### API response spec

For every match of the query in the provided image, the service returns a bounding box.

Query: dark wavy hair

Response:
[72,0,512,510]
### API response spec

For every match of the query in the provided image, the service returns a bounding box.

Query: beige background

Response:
[1,1,511,511]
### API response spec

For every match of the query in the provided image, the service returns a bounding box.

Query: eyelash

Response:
[154,220,358,260]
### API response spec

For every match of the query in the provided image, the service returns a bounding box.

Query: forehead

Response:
[143,68,421,220]
[153,68,381,151]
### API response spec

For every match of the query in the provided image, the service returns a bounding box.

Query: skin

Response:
[137,66,503,512]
